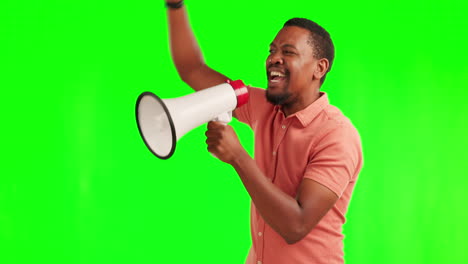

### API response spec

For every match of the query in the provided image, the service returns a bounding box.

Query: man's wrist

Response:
[230,149,251,168]
[165,0,184,9]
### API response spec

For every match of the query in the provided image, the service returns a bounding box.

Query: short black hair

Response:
[284,18,335,84]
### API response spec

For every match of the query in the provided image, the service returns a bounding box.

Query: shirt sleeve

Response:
[303,123,362,198]
[234,86,267,128]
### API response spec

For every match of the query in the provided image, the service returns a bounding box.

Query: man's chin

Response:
[266,90,291,105]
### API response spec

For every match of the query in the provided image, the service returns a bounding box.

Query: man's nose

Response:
[268,53,283,65]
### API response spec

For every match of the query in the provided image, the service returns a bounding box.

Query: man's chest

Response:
[252,116,322,196]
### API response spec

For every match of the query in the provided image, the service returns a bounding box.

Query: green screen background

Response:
[2,0,467,263]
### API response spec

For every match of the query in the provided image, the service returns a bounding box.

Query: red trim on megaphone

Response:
[226,79,249,108]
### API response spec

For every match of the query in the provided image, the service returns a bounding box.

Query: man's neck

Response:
[282,90,321,117]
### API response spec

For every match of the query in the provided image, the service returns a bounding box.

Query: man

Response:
[165,1,363,263]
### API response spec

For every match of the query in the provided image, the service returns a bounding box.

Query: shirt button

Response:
[281,125,286,129]
[272,151,276,156]
[257,261,262,264]
[258,232,263,236]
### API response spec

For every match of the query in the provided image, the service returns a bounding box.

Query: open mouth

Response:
[268,70,288,84]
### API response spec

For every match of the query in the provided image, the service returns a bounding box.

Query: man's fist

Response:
[205,121,246,164]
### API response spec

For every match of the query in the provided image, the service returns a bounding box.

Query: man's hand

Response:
[205,121,246,164]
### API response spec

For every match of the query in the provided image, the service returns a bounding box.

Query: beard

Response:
[266,87,292,105]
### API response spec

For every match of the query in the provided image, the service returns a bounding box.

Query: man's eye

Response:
[269,49,275,53]
[284,50,294,54]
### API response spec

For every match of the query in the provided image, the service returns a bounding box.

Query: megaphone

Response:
[135,80,249,159]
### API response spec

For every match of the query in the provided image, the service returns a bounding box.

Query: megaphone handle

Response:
[212,111,232,125]
[210,111,232,159]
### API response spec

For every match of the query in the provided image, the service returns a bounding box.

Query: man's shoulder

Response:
[247,86,266,98]
[245,86,274,113]
[322,104,347,122]
[235,86,272,125]
[318,104,361,140]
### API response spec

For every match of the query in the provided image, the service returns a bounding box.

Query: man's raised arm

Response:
[166,1,228,91]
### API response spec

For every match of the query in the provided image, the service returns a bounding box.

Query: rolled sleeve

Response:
[303,124,361,198]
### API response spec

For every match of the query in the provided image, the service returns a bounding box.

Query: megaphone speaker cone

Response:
[135,92,176,159]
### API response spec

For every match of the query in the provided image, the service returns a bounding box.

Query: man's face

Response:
[266,26,317,106]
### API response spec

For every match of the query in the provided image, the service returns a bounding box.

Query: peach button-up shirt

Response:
[235,87,363,264]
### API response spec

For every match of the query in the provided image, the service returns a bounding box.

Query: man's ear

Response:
[313,58,329,81]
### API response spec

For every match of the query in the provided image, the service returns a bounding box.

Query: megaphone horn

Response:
[135,80,249,159]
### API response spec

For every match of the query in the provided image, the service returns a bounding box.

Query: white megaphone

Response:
[135,80,249,159]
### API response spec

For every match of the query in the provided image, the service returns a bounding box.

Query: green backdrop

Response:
[2,0,467,263]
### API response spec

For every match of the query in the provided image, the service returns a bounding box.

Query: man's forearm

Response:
[167,5,204,78]
[231,151,305,244]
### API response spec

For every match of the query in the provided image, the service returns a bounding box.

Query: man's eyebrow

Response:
[282,44,297,49]
[269,43,297,49]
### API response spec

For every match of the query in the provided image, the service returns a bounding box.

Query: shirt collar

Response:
[275,92,329,127]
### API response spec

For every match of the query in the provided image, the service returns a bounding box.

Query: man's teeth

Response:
[270,71,286,77]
